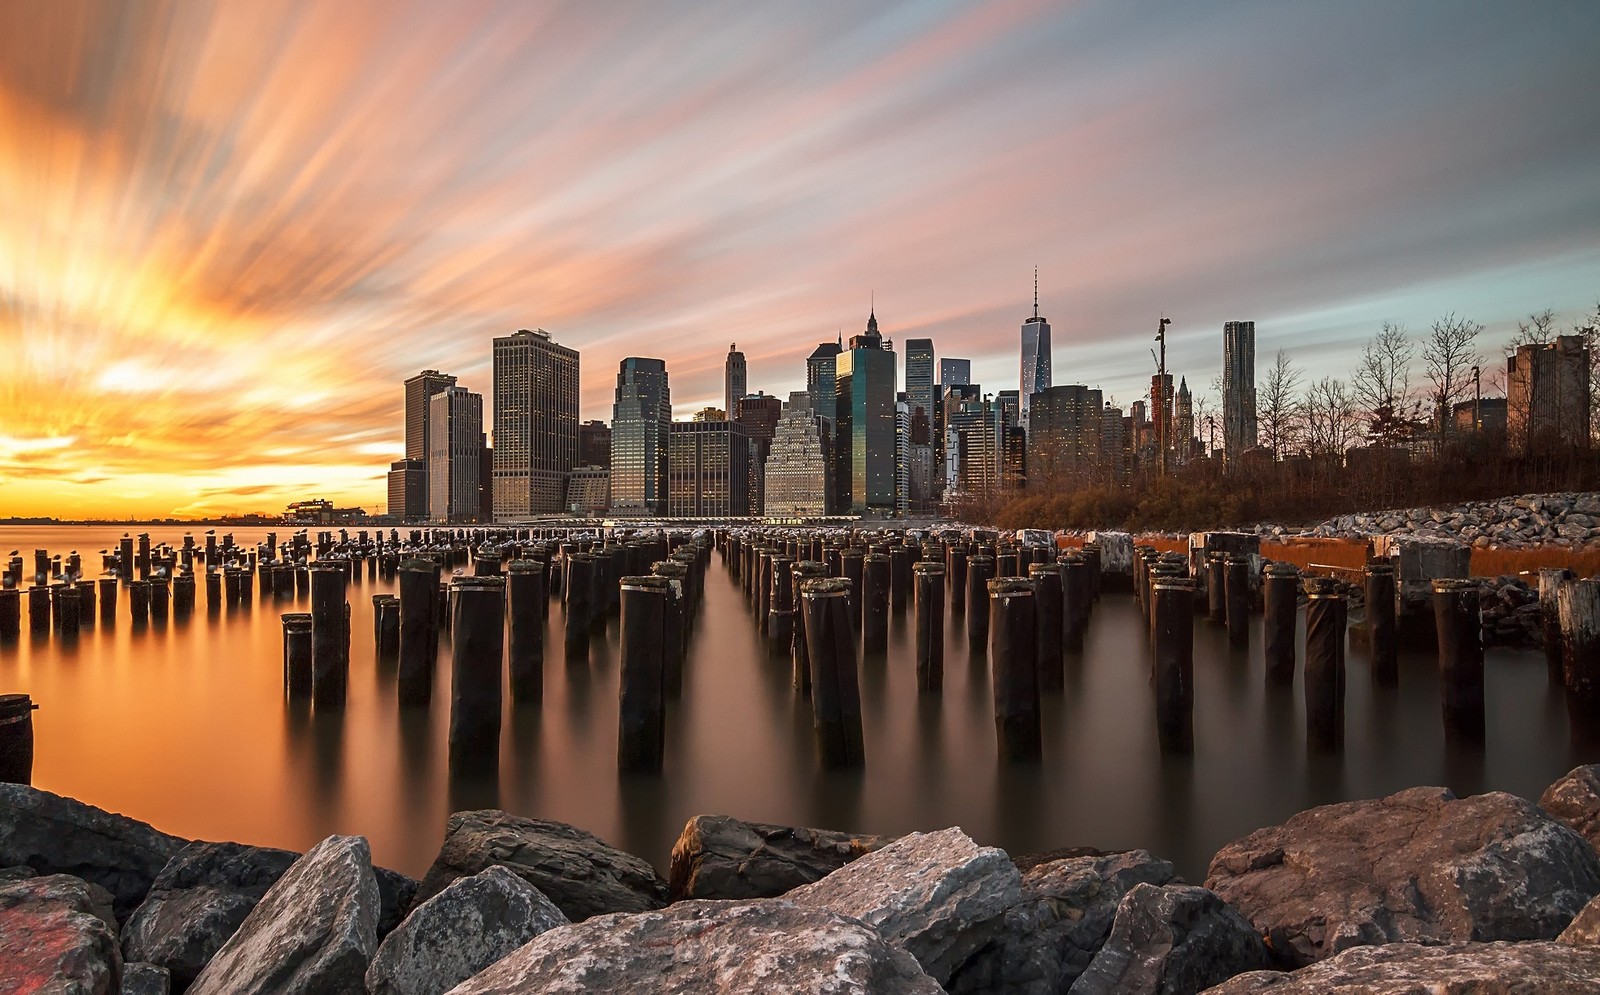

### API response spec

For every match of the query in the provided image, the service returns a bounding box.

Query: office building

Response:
[386,458,426,521]
[611,357,671,515]
[478,439,493,523]
[806,339,843,422]
[724,344,747,420]
[905,338,935,424]
[565,466,610,515]
[578,419,611,468]
[942,390,1001,497]
[1027,385,1103,485]
[765,392,833,517]
[1175,378,1195,463]
[1151,373,1174,469]
[1222,320,1258,461]
[1508,335,1591,452]
[668,419,750,518]
[428,386,483,523]
[735,391,782,513]
[403,370,457,519]
[835,310,899,513]
[492,328,579,521]
[1019,274,1051,431]
[939,358,971,389]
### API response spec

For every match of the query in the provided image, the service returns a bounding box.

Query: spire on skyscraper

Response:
[1033,266,1039,319]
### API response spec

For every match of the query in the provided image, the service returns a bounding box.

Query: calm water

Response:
[1,525,1590,882]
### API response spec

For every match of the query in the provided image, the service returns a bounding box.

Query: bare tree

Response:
[1508,308,1558,350]
[1351,322,1416,446]
[1257,350,1302,460]
[1303,376,1356,460]
[1422,312,1482,441]
[1579,301,1600,443]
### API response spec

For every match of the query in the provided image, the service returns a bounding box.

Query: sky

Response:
[2,0,1598,519]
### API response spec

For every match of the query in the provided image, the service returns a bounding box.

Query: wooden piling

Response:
[862,553,890,655]
[1152,575,1195,754]
[1262,561,1299,685]
[618,576,669,774]
[282,613,313,699]
[449,576,506,772]
[801,578,865,769]
[1304,578,1347,752]
[1432,578,1485,743]
[790,562,828,693]
[1225,556,1251,648]
[507,561,545,704]
[397,559,439,706]
[967,555,995,649]
[1365,561,1398,686]
[989,578,1042,762]
[1030,563,1063,692]
[309,564,349,708]
[0,694,36,785]
[913,562,944,694]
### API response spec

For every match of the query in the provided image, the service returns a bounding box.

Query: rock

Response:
[667,814,892,901]
[0,783,186,921]
[1561,891,1600,945]
[415,810,667,922]
[786,826,1021,987]
[445,899,943,994]
[0,864,36,882]
[122,840,416,989]
[0,873,123,995]
[1542,765,1600,852]
[1204,941,1600,993]
[122,961,171,995]
[1068,883,1268,995]
[366,865,567,995]
[186,835,381,995]
[1205,786,1600,967]
[948,849,1176,995]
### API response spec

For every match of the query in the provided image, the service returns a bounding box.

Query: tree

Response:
[1303,376,1356,460]
[1422,312,1482,440]
[1351,322,1416,447]
[1257,350,1302,460]
[1508,307,1558,350]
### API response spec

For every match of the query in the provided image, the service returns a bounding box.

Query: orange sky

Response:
[2,1,1597,518]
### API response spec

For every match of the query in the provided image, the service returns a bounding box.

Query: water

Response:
[1,525,1589,882]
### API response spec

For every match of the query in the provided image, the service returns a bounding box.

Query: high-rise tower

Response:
[1222,320,1258,462]
[1020,268,1052,431]
[724,344,747,421]
[807,338,843,422]
[428,386,483,523]
[905,338,935,426]
[492,329,579,521]
[835,309,898,513]
[611,358,671,515]
[402,370,457,519]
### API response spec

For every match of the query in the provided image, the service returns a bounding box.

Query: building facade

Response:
[578,419,611,468]
[1019,284,1051,431]
[734,391,782,514]
[835,311,899,513]
[724,344,747,420]
[565,465,610,515]
[1222,320,1258,463]
[806,340,842,422]
[939,357,971,388]
[428,386,483,523]
[611,357,671,515]
[491,329,579,521]
[1027,385,1104,485]
[668,419,750,518]
[905,338,935,425]
[765,392,832,517]
[1508,335,1591,453]
[403,370,456,519]
[386,458,426,520]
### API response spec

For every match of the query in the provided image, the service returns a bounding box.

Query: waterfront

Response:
[0,524,1587,881]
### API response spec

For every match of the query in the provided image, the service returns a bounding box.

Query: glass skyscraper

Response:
[402,369,456,519]
[491,328,579,521]
[1223,320,1258,463]
[611,357,670,515]
[939,357,971,388]
[905,338,935,424]
[834,310,898,514]
[806,339,842,422]
[1020,281,1052,432]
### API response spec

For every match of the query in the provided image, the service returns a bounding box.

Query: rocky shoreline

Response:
[8,770,1600,993]
[1285,491,1600,549]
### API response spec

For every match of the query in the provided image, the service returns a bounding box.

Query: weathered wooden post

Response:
[768,556,795,653]
[120,536,135,580]
[990,578,1042,761]
[373,596,400,657]
[862,553,890,655]
[1206,553,1227,623]
[55,587,80,640]
[840,549,865,630]
[309,564,349,708]
[449,576,505,772]
[147,579,169,626]
[1151,574,1196,754]
[98,578,117,625]
[282,613,313,699]
[914,562,945,694]
[1304,577,1347,752]
[564,554,595,656]
[890,545,913,614]
[506,560,545,704]
[127,581,149,626]
[1225,555,1251,648]
[0,694,36,785]
[947,544,969,615]
[396,559,439,706]
[74,580,95,628]
[1061,553,1089,654]
[1558,578,1600,704]
[1081,542,1103,600]
[1365,560,1398,686]
[172,575,194,620]
[996,549,1020,580]
[657,568,686,698]
[1030,562,1064,692]
[756,549,773,632]
[791,561,828,693]
[0,590,17,642]
[1541,568,1576,683]
[1262,562,1299,685]
[802,578,865,768]
[1432,579,1485,743]
[967,555,995,650]
[618,576,668,774]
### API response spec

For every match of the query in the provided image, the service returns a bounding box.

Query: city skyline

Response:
[4,2,1599,518]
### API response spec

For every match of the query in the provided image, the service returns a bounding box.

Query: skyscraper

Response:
[806,339,842,422]
[724,344,746,420]
[578,419,611,468]
[1027,385,1103,485]
[611,358,670,515]
[1019,271,1051,431]
[403,369,456,519]
[734,391,782,513]
[765,392,833,518]
[1222,320,1258,461]
[939,358,971,388]
[835,310,898,513]
[905,338,935,426]
[1175,377,1195,463]
[386,458,425,520]
[668,419,750,517]
[492,329,579,521]
[428,386,483,523]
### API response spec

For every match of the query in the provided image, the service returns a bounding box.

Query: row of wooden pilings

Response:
[717,529,1106,766]
[278,529,713,775]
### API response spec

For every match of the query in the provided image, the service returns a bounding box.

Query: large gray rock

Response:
[1205,786,1600,968]
[0,873,123,995]
[186,835,380,995]
[444,899,943,994]
[948,849,1177,994]
[786,826,1022,987]
[0,783,186,921]
[366,865,567,995]
[122,840,415,988]
[1542,764,1600,852]
[121,961,171,995]
[1069,883,1269,995]
[1203,941,1600,993]
[415,810,667,922]
[667,814,891,901]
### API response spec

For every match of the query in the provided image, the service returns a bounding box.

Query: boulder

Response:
[1068,883,1269,995]
[122,840,416,988]
[948,849,1177,994]
[667,814,891,901]
[1561,891,1600,945]
[0,873,123,995]
[0,864,36,883]
[1205,786,1600,967]
[0,783,186,921]
[415,810,667,921]
[786,826,1022,987]
[122,961,171,995]
[186,835,381,995]
[1203,941,1600,993]
[445,899,943,994]
[1542,765,1600,852]
[366,865,567,995]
